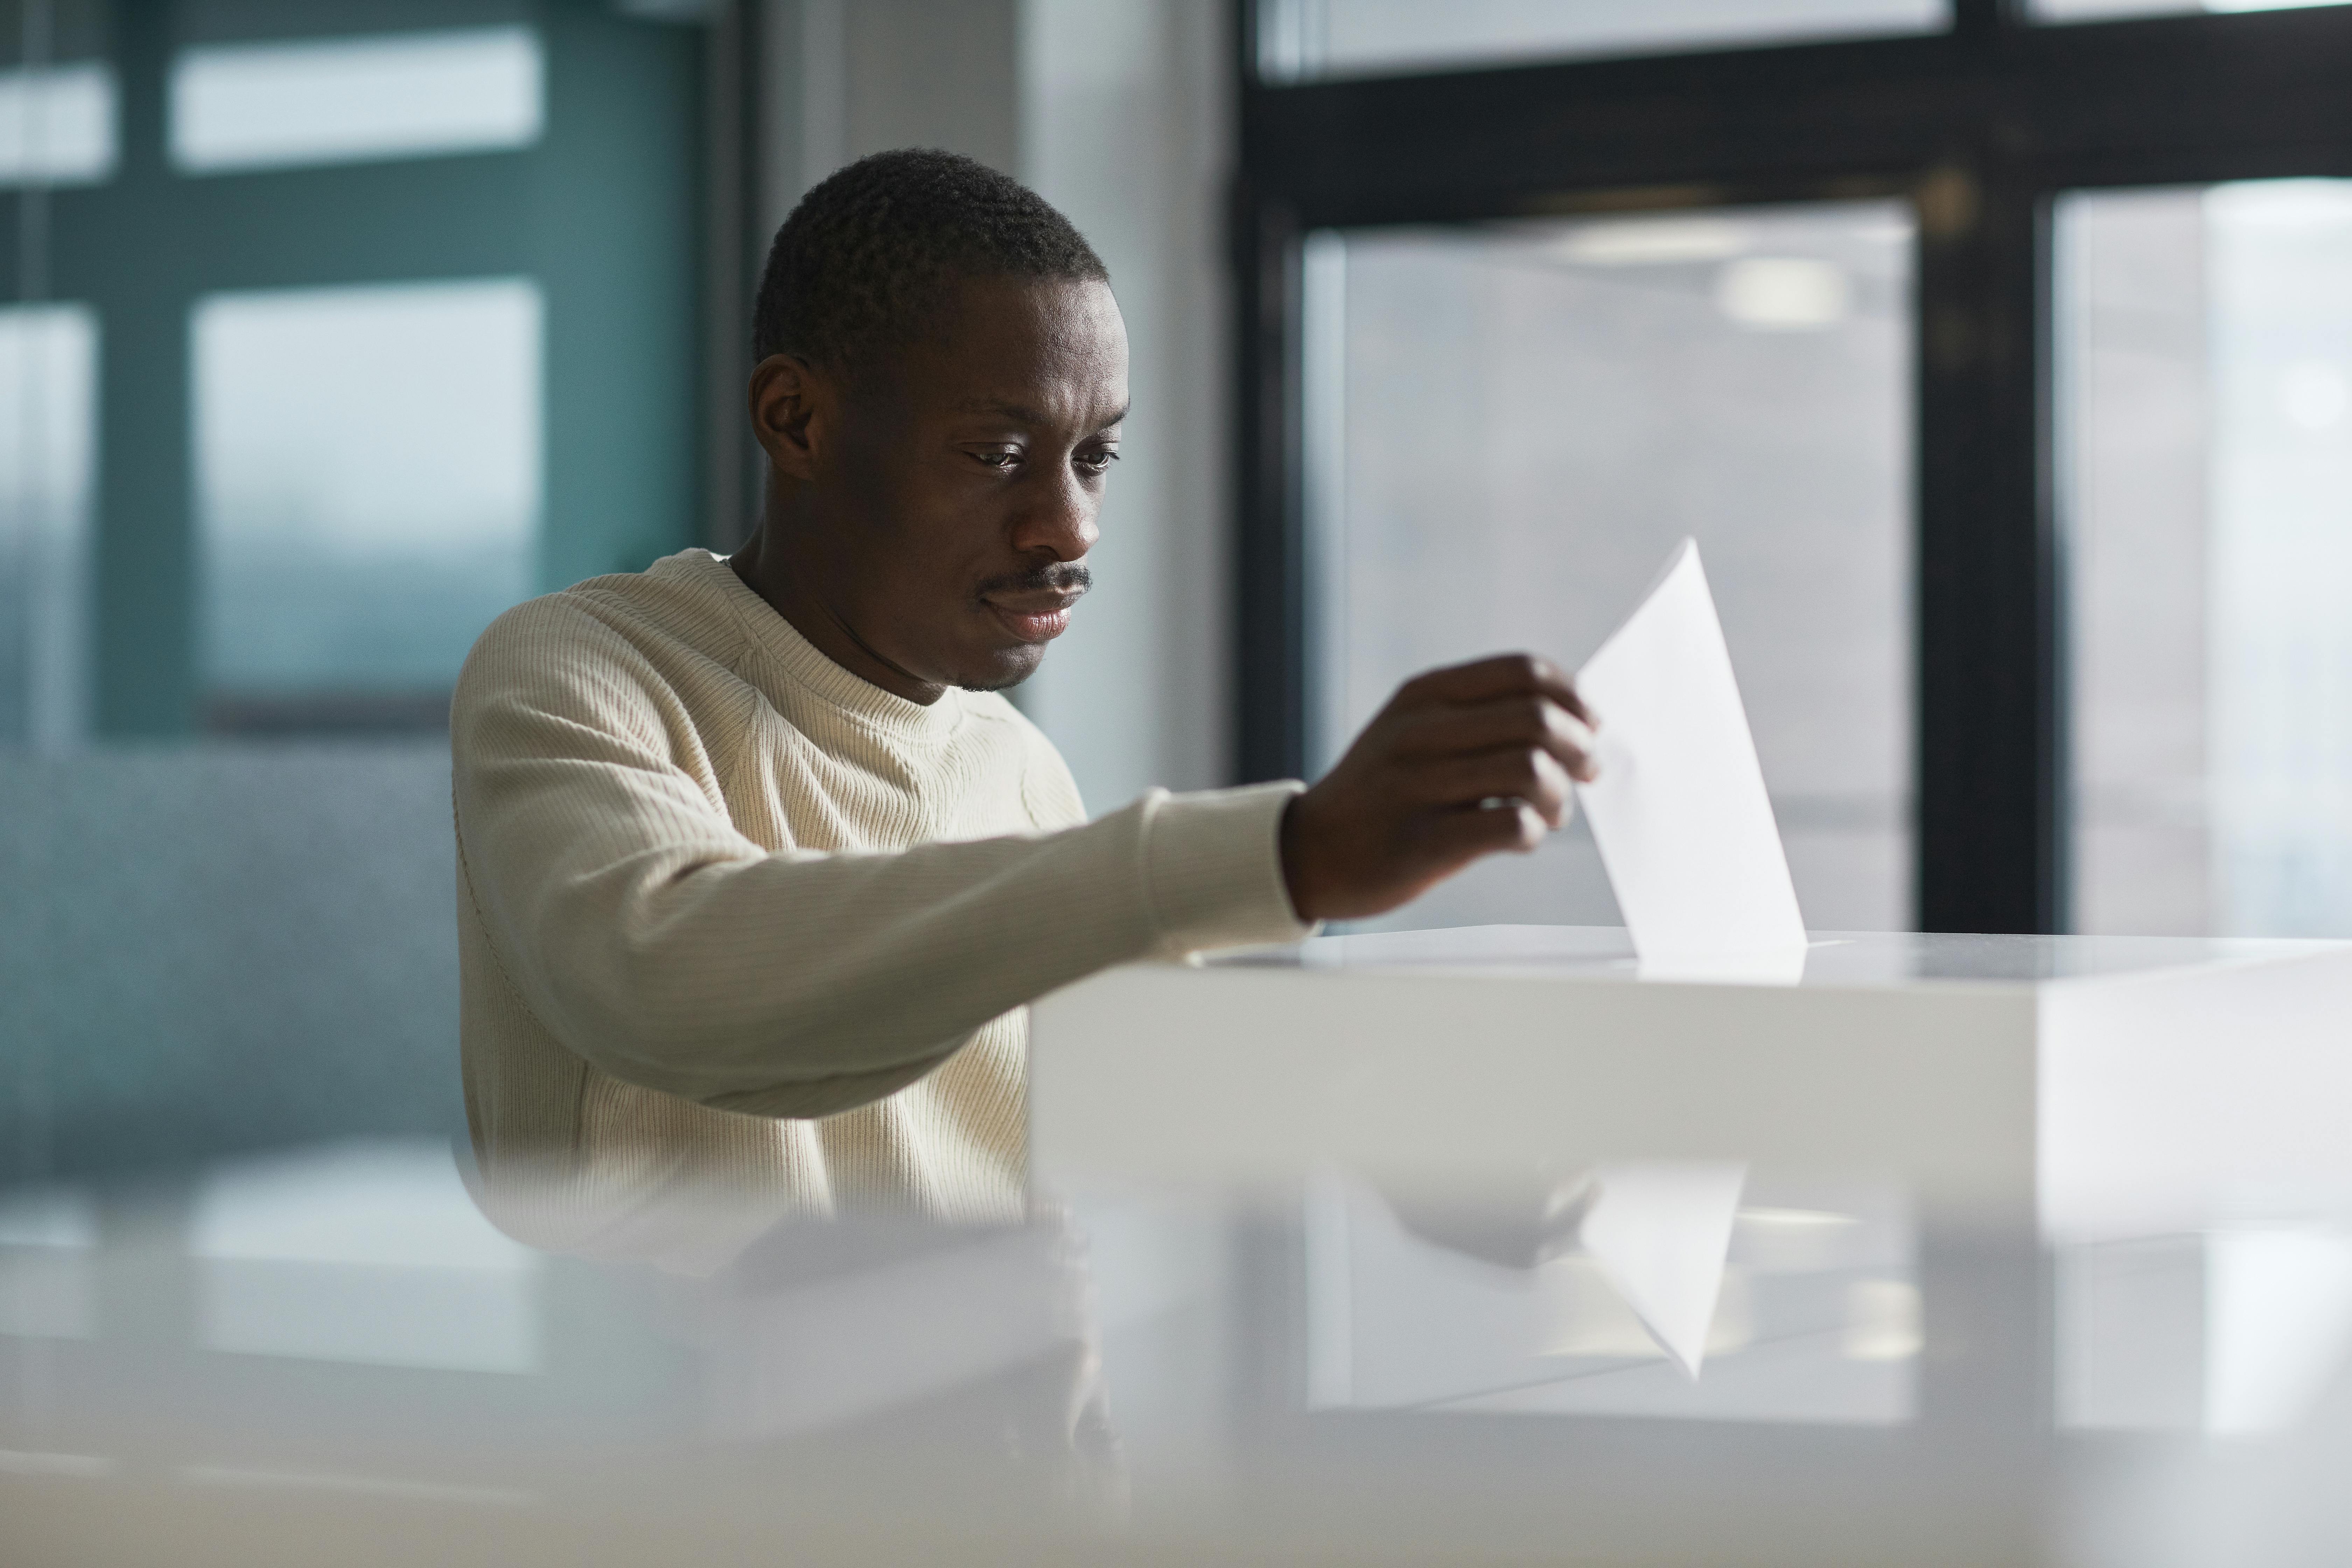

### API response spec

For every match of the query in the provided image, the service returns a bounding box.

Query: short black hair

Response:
[751,148,1108,378]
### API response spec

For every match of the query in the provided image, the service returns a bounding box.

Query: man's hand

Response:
[1280,653,1598,922]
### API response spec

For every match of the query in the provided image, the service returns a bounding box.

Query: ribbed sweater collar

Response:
[663,549,966,743]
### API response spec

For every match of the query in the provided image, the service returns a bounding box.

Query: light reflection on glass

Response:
[187,1141,540,1373]
[193,277,540,711]
[0,303,95,748]
[1259,0,1946,82]
[2208,1228,2352,1435]
[170,27,542,175]
[2035,0,2346,20]
[1303,1168,1917,1424]
[2063,178,2352,938]
[2058,1225,2352,1435]
[0,1183,97,1340]
[1304,202,1913,934]
[0,63,115,187]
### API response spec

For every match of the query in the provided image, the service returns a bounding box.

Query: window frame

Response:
[0,3,708,738]
[1232,0,2352,933]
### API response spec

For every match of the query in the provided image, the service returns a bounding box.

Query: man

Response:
[453,150,1595,1234]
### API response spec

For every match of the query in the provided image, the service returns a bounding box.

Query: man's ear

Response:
[748,354,830,482]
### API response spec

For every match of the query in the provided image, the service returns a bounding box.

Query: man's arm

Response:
[453,602,1306,1119]
[457,597,1596,1120]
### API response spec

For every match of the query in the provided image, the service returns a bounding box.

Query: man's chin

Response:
[957,643,1049,694]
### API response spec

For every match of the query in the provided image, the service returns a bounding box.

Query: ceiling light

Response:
[1716,257,1849,330]
[1553,215,1752,267]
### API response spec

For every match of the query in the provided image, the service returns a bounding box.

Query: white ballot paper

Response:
[1573,538,1808,973]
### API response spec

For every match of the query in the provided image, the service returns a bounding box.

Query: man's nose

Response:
[1012,473,1099,562]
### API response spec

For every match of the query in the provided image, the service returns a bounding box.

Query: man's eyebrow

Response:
[952,398,1130,430]
[953,398,1046,422]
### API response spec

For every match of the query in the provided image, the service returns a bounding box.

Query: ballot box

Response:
[1029,924,2352,1234]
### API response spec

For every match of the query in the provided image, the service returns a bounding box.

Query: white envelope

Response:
[1573,539,1808,969]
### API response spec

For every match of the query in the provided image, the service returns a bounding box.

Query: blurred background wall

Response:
[0,742,459,1177]
[1,0,1232,1181]
[12,0,2352,1186]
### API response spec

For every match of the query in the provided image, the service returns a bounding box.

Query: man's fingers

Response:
[1409,746,1573,826]
[1392,694,1598,783]
[1426,797,1548,861]
[1542,670,1598,733]
[1396,652,1566,706]
[1394,652,1597,732]
[1297,651,1612,919]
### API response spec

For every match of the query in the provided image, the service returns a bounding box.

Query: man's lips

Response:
[982,593,1079,644]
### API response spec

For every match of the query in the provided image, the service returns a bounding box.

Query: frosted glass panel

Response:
[194,278,540,715]
[2062,180,2352,937]
[2034,0,2343,20]
[0,62,116,186]
[0,304,96,748]
[1262,0,1946,81]
[171,27,542,174]
[1310,202,1914,932]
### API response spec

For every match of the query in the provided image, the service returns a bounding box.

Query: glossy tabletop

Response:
[9,926,2352,1566]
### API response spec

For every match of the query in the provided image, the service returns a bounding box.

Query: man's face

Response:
[814,274,1128,693]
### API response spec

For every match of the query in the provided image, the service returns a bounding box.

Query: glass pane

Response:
[0,0,113,187]
[194,278,540,726]
[2033,0,2343,20]
[1261,0,1947,82]
[0,303,96,748]
[2062,180,2352,938]
[170,26,542,175]
[1309,201,1914,932]
[0,61,115,186]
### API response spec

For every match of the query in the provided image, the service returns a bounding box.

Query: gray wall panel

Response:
[2,741,462,1181]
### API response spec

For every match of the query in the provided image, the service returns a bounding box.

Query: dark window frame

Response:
[1231,0,2352,933]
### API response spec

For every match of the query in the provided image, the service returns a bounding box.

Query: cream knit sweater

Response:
[451,549,1308,1242]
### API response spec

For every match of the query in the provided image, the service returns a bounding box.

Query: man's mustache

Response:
[977,562,1092,598]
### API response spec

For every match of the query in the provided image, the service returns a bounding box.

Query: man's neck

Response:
[727,517,945,705]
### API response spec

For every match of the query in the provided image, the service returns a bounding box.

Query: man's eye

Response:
[976,448,1021,470]
[1077,448,1121,474]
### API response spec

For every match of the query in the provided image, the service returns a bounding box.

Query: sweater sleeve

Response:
[451,601,1311,1118]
